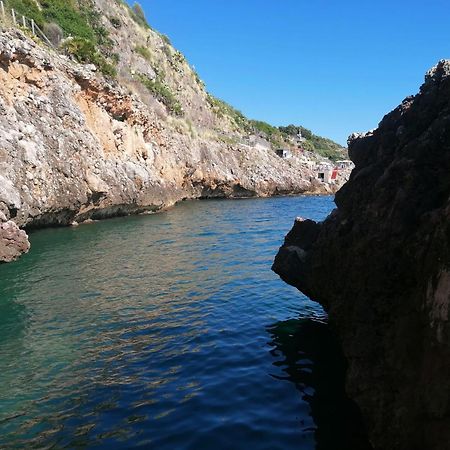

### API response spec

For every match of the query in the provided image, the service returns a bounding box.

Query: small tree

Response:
[43,22,63,46]
[132,2,149,28]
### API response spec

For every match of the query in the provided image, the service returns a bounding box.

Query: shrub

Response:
[279,125,313,140]
[63,37,96,62]
[173,51,185,65]
[138,73,183,116]
[250,120,278,137]
[109,16,121,28]
[193,70,204,88]
[92,24,112,47]
[115,0,149,28]
[131,2,149,28]
[134,45,152,62]
[279,124,346,161]
[207,94,250,131]
[159,33,171,46]
[97,59,117,78]
[111,52,120,64]
[249,120,286,147]
[63,37,117,78]
[43,22,63,46]
[40,0,94,41]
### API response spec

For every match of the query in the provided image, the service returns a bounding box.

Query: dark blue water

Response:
[0,196,369,449]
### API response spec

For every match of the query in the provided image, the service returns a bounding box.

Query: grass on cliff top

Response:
[3,0,117,77]
[5,0,92,39]
[4,0,43,25]
[114,0,150,29]
[207,94,251,132]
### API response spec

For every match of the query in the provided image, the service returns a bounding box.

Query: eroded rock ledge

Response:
[273,60,450,450]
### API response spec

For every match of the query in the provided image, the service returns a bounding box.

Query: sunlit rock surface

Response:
[0,18,338,260]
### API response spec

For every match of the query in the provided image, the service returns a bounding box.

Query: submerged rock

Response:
[273,60,450,450]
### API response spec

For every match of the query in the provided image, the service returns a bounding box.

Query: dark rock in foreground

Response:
[273,60,450,450]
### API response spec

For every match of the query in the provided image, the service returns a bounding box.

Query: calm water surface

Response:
[0,196,369,449]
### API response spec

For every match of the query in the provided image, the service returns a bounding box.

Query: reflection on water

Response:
[0,196,370,449]
[268,318,373,450]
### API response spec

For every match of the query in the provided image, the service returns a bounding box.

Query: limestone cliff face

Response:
[273,60,450,450]
[0,29,322,226]
[0,7,339,261]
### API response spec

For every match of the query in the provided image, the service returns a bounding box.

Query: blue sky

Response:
[134,0,450,145]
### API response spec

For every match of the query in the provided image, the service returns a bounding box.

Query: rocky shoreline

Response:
[273,60,450,450]
[0,189,336,263]
[0,19,341,262]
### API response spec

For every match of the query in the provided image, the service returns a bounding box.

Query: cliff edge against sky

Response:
[0,0,346,261]
[273,60,450,450]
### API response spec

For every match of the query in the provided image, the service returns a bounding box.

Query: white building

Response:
[316,162,335,183]
[276,149,292,159]
[336,160,355,170]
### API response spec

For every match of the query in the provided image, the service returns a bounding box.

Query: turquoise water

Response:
[0,196,369,449]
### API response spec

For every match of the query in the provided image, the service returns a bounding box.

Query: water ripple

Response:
[0,196,370,449]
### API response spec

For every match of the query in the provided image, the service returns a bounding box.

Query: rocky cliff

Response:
[273,60,450,450]
[0,0,344,262]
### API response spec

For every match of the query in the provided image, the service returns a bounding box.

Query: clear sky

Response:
[133,0,450,145]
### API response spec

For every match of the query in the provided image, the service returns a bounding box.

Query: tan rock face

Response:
[273,60,450,450]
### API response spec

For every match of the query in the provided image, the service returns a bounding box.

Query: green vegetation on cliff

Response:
[207,94,250,131]
[134,45,152,62]
[113,1,150,29]
[3,0,345,159]
[4,0,117,77]
[129,2,149,29]
[5,0,43,26]
[279,125,346,161]
[204,97,346,160]
[249,120,284,148]
[138,73,183,116]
